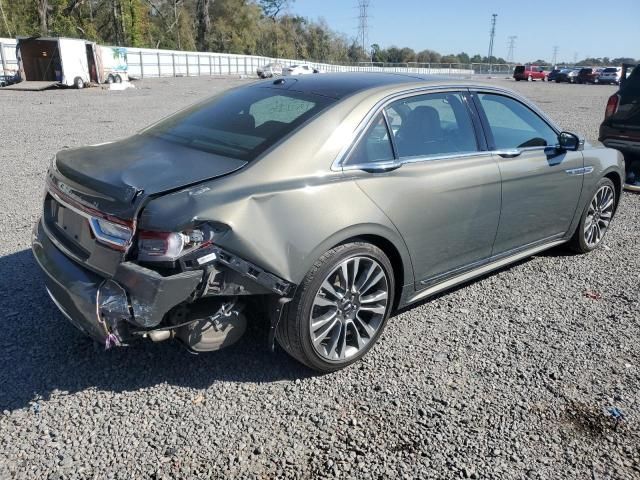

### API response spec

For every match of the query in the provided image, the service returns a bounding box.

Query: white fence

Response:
[122,46,474,78]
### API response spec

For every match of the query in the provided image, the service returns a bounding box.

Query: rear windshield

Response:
[603,67,618,73]
[514,66,525,73]
[143,87,335,161]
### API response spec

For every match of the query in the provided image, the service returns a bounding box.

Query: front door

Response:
[472,91,582,255]
[344,91,502,287]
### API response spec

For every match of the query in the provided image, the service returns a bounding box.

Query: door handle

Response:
[360,162,402,173]
[495,149,522,158]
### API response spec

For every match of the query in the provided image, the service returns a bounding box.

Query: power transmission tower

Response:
[487,13,498,73]
[356,0,370,59]
[506,36,517,65]
[552,46,559,66]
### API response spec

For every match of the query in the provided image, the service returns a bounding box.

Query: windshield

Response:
[143,87,335,161]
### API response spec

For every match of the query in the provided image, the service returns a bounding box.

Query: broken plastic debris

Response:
[104,333,121,350]
[583,290,602,300]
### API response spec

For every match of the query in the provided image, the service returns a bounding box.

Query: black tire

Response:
[106,74,114,84]
[74,77,84,89]
[276,242,395,372]
[569,177,617,253]
[115,74,122,83]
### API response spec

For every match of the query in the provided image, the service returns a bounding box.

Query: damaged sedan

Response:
[33,73,624,371]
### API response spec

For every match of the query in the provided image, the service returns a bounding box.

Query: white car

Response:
[599,67,622,85]
[283,64,314,76]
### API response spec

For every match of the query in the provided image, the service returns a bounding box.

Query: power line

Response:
[487,13,498,71]
[506,36,517,64]
[356,0,370,56]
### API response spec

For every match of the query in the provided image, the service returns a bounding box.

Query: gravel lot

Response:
[0,76,638,480]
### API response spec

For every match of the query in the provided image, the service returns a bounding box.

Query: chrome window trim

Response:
[332,85,483,171]
[341,150,493,172]
[332,84,570,173]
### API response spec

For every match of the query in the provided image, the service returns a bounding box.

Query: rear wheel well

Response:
[336,234,405,311]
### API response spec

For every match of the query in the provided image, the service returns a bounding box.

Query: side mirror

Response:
[558,131,583,151]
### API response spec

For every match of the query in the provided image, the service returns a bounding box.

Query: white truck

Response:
[15,37,128,89]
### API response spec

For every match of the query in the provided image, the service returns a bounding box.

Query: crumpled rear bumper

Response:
[32,218,203,345]
[32,219,110,343]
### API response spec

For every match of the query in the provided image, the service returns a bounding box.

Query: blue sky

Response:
[290,0,639,62]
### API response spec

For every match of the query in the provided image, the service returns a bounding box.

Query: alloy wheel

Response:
[309,256,389,361]
[584,185,615,248]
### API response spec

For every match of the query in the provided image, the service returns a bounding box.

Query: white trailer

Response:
[14,37,129,90]
[96,45,129,83]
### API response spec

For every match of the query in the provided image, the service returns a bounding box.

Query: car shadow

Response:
[0,249,312,412]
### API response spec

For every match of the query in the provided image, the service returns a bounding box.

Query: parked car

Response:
[546,68,563,82]
[256,62,283,78]
[282,64,314,76]
[33,73,624,371]
[599,64,640,191]
[577,67,601,84]
[0,73,18,87]
[513,65,548,81]
[599,67,622,85]
[555,68,580,83]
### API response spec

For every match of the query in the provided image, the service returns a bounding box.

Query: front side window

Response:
[346,113,394,165]
[385,92,478,158]
[143,87,334,161]
[476,93,558,149]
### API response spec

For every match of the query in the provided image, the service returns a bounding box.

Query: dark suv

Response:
[599,64,640,190]
[577,67,600,84]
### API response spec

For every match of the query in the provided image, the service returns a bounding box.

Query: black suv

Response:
[599,64,640,190]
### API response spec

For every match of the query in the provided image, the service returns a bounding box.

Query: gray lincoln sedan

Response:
[32,73,624,371]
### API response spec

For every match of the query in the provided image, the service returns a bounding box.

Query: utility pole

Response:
[487,13,497,73]
[506,36,517,65]
[356,0,370,59]
[573,51,578,65]
[552,45,559,67]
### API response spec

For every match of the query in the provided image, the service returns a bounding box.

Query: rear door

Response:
[347,90,502,287]
[472,91,582,255]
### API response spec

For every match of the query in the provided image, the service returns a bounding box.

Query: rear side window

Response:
[385,92,478,158]
[144,87,334,161]
[477,93,557,149]
[346,113,394,165]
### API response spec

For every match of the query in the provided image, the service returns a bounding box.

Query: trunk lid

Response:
[53,134,248,218]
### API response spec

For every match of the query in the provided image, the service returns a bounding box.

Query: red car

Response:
[513,65,548,81]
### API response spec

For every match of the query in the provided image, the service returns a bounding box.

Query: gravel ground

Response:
[0,76,638,480]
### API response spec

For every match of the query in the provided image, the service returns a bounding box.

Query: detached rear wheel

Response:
[277,242,394,372]
[570,178,617,253]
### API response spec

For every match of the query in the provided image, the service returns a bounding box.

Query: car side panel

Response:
[353,154,502,284]
[138,172,415,288]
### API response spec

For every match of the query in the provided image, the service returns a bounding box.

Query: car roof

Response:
[253,72,477,99]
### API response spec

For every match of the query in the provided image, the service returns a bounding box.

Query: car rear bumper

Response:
[32,219,111,343]
[32,218,203,345]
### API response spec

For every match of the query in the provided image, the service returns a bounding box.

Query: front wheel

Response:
[276,242,395,372]
[74,77,84,89]
[569,178,617,253]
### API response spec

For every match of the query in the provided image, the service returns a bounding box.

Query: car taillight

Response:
[605,94,620,119]
[138,231,186,260]
[89,217,133,250]
[137,225,220,262]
